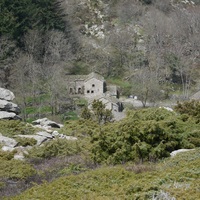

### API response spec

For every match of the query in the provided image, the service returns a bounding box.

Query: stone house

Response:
[66,72,123,113]
[67,72,112,98]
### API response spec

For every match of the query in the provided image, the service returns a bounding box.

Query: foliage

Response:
[81,100,112,124]
[60,119,99,137]
[0,150,36,180]
[0,0,65,42]
[62,111,79,121]
[90,108,200,164]
[174,100,200,123]
[26,138,83,159]
[7,148,200,200]
[0,120,36,137]
[106,78,132,96]
[0,150,16,161]
[15,137,37,147]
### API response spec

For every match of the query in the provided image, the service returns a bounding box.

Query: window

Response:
[78,88,82,94]
[92,84,95,87]
[69,88,73,94]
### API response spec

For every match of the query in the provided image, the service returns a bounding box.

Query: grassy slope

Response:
[6,148,200,200]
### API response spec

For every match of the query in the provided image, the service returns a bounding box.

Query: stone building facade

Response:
[66,72,123,113]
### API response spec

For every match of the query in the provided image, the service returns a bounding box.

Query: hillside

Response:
[1,103,200,199]
[0,0,200,121]
[0,1,200,199]
[3,147,200,199]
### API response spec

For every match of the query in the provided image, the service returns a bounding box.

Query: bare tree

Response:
[131,67,163,107]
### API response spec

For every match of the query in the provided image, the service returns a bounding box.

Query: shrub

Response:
[26,138,84,159]
[174,100,200,123]
[0,120,35,138]
[0,151,36,180]
[90,108,200,164]
[0,150,16,160]
[15,137,37,147]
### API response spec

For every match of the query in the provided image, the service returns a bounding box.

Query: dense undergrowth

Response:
[4,148,200,200]
[0,120,35,138]
[0,105,200,199]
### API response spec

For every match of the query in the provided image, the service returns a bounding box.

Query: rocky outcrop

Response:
[0,88,15,101]
[0,88,20,119]
[1,118,77,160]
[0,134,18,148]
[32,118,63,129]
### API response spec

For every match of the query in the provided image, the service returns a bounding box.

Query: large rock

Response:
[170,149,195,157]
[0,111,20,120]
[0,134,18,148]
[0,87,15,101]
[0,99,20,114]
[32,118,62,128]
[36,131,53,139]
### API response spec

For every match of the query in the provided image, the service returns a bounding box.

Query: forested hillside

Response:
[0,0,200,120]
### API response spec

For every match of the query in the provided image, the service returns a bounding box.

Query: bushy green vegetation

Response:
[6,148,200,200]
[175,100,200,123]
[106,78,132,96]
[0,0,65,42]
[90,108,200,164]
[26,138,87,160]
[0,120,36,138]
[81,100,113,124]
[15,137,37,147]
[0,150,36,180]
[60,119,100,137]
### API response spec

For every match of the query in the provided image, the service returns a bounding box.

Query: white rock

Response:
[14,153,24,160]
[170,149,194,157]
[0,111,17,119]
[65,136,77,140]
[0,99,20,114]
[52,131,60,137]
[0,135,18,147]
[36,131,53,138]
[0,87,15,101]
[2,146,15,151]
[32,118,62,128]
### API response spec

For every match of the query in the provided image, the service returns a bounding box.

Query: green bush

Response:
[90,108,200,164]
[0,120,35,137]
[15,137,37,147]
[0,159,36,180]
[7,148,200,200]
[0,150,16,160]
[174,100,200,123]
[26,138,83,159]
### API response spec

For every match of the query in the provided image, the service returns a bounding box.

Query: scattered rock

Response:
[14,153,25,160]
[52,131,60,137]
[65,136,78,140]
